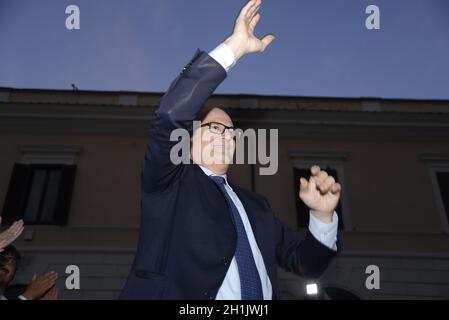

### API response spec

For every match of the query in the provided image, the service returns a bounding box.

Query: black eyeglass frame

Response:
[200,121,242,139]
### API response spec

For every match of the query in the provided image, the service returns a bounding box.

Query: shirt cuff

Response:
[18,295,28,300]
[208,43,236,72]
[308,211,338,251]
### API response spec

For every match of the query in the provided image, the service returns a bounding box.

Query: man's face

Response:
[191,107,236,174]
[0,255,17,286]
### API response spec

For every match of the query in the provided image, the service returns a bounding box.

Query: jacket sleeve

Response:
[272,204,339,279]
[142,50,227,193]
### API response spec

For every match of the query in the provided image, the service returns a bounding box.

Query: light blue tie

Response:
[209,175,263,300]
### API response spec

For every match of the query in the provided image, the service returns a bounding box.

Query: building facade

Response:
[1,87,449,299]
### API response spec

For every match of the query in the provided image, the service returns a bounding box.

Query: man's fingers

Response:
[299,178,308,191]
[261,34,275,51]
[249,13,260,30]
[314,170,329,187]
[246,0,261,18]
[308,176,317,191]
[331,183,341,194]
[302,171,340,195]
[310,165,320,176]
[318,176,335,193]
[240,0,257,18]
[247,1,261,21]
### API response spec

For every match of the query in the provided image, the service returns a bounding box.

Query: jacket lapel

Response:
[228,183,269,265]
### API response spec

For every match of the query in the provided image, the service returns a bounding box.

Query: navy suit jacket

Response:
[120,50,338,300]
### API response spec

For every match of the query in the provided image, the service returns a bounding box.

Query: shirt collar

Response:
[198,164,229,184]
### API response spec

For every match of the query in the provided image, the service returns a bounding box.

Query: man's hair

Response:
[0,245,21,265]
[195,106,215,123]
[195,106,231,123]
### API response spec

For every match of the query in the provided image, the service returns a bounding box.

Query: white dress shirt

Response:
[199,163,338,300]
[209,43,236,72]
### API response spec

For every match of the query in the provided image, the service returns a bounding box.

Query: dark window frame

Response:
[1,163,76,226]
[435,170,449,229]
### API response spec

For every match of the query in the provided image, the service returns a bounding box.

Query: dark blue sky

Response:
[0,0,448,99]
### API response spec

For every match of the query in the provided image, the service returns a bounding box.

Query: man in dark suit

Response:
[120,0,341,300]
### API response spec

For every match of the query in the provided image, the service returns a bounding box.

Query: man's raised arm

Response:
[142,0,275,192]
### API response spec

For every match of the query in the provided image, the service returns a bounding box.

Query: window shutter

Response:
[436,172,449,224]
[53,165,77,226]
[1,163,32,225]
[293,167,310,229]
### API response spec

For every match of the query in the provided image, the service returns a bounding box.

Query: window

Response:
[420,153,449,234]
[1,163,76,226]
[293,166,344,230]
[428,167,449,233]
[435,171,449,225]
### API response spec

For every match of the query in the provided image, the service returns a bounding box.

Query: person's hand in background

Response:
[22,272,58,300]
[0,218,24,252]
[41,286,59,300]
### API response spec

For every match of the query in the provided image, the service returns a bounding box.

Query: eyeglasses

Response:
[201,122,242,139]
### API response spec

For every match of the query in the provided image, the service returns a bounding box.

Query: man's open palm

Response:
[225,0,275,60]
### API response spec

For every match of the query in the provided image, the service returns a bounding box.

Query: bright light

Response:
[306,283,318,295]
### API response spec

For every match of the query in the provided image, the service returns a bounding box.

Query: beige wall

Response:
[0,133,145,247]
[2,129,449,254]
[1,90,449,299]
[256,134,449,253]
